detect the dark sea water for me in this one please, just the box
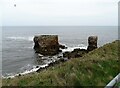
[2,26,118,77]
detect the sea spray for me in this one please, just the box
[6,36,34,41]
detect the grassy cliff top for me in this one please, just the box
[2,40,120,87]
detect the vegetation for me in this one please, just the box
[0,79,2,87]
[2,40,120,87]
[115,82,120,87]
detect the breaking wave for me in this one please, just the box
[2,42,87,79]
[61,44,87,52]
[2,64,49,79]
[6,36,34,41]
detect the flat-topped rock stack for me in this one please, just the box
[34,35,60,56]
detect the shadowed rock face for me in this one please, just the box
[33,35,59,56]
[87,36,98,51]
[63,49,88,59]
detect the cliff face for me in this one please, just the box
[33,35,59,56]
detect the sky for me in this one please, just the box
[1,0,119,26]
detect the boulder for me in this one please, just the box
[33,35,59,56]
[63,52,70,58]
[70,48,87,58]
[87,36,98,51]
[59,58,68,62]
[59,44,67,49]
[63,49,87,59]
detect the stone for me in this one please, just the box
[59,44,67,49]
[36,66,39,68]
[33,35,59,56]
[57,56,63,58]
[63,49,87,59]
[60,58,66,62]
[63,52,70,58]
[18,74,21,76]
[71,48,87,58]
[87,36,98,51]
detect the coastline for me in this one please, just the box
[2,45,87,79]
[2,26,118,78]
[2,40,119,86]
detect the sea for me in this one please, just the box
[1,26,118,78]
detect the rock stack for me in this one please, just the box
[33,35,98,57]
[87,36,98,51]
[33,35,60,56]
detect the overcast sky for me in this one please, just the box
[1,0,119,26]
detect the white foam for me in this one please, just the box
[61,46,87,52]
[20,67,40,75]
[7,36,33,41]
[39,64,49,68]
[2,64,49,79]
[38,54,44,57]
[2,43,87,79]
[77,44,88,49]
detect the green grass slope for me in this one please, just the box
[2,40,120,87]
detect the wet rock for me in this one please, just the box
[59,58,68,62]
[71,48,87,58]
[54,60,61,64]
[36,68,41,72]
[57,56,63,58]
[63,49,87,59]
[33,35,59,56]
[48,62,54,66]
[18,74,21,76]
[87,36,98,51]
[73,49,88,54]
[36,66,39,68]
[60,58,65,62]
[63,52,70,58]
[58,49,62,52]
[59,44,67,49]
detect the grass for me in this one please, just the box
[2,40,120,87]
[0,79,2,87]
[115,82,120,87]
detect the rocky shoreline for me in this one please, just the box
[3,35,98,78]
[33,35,98,72]
[3,40,119,86]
